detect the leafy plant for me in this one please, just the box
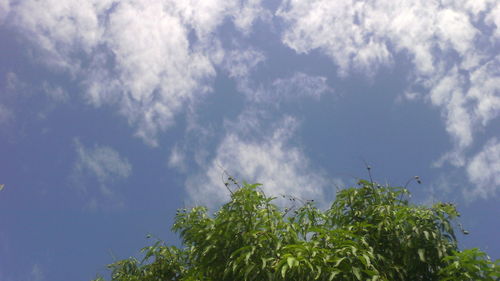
[93,180,499,281]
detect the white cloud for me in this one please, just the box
[5,72,26,93]
[0,72,72,127]
[10,0,269,146]
[466,138,500,199]
[485,3,500,39]
[236,71,332,105]
[42,82,68,103]
[186,115,329,208]
[0,0,9,24]
[468,56,500,126]
[232,0,272,34]
[173,0,268,37]
[267,72,331,102]
[429,68,472,152]
[93,0,217,146]
[181,70,333,208]
[11,0,111,72]
[0,104,13,126]
[72,139,131,209]
[277,0,500,166]
[436,9,477,57]
[277,0,394,77]
[168,145,187,172]
[0,72,27,128]
[30,263,44,281]
[223,48,266,78]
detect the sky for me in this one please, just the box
[0,0,499,280]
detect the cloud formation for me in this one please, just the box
[247,72,332,105]
[30,263,44,281]
[186,114,329,208]
[466,138,500,199]
[0,104,12,126]
[72,140,132,209]
[278,0,500,164]
[0,0,9,24]
[266,72,331,103]
[9,0,269,146]
[0,72,26,129]
[6,0,500,203]
[223,47,266,79]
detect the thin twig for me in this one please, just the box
[360,158,374,185]
[216,162,234,195]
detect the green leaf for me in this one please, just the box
[328,271,340,281]
[353,267,362,280]
[418,249,426,262]
[92,179,499,281]
[361,254,371,267]
[245,251,252,265]
[261,257,268,270]
[333,257,346,267]
[287,257,297,268]
[315,265,322,280]
[281,264,288,279]
[244,264,255,281]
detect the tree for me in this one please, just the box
[93,179,499,281]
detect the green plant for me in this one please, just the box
[94,180,499,281]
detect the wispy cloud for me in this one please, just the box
[42,82,68,103]
[8,0,270,146]
[0,72,27,130]
[277,0,500,166]
[0,0,10,24]
[485,3,500,39]
[168,145,187,172]
[0,104,12,126]
[247,72,333,105]
[466,138,500,200]
[30,263,44,281]
[266,72,332,103]
[186,113,330,208]
[72,139,132,209]
[223,47,266,79]
[231,0,272,35]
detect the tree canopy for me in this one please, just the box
[93,179,499,281]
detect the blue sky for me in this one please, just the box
[0,0,499,280]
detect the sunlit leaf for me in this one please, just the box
[418,249,426,262]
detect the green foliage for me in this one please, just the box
[94,180,499,281]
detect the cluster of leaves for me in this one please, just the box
[94,180,499,281]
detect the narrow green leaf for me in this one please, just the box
[315,265,322,280]
[328,271,340,281]
[333,257,346,267]
[281,264,288,279]
[418,249,426,262]
[353,267,362,280]
[362,254,371,267]
[244,264,255,281]
[261,257,267,270]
